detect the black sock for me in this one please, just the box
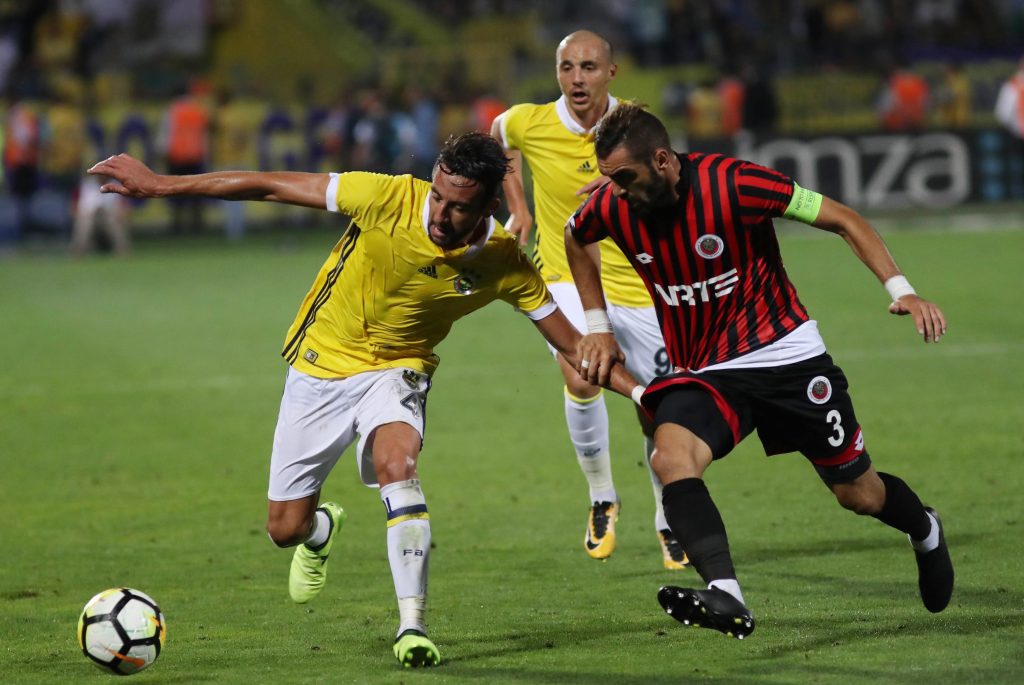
[873,472,931,541]
[662,478,736,585]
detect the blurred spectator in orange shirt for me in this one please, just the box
[160,79,210,233]
[878,63,930,132]
[3,99,40,240]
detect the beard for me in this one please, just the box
[626,176,675,217]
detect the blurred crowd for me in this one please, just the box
[2,0,1024,251]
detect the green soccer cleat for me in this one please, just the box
[393,629,441,668]
[289,502,346,604]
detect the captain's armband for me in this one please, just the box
[783,183,823,224]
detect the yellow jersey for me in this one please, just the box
[497,96,651,308]
[283,172,554,379]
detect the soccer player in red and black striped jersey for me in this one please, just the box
[564,103,953,639]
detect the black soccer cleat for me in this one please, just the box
[915,507,954,613]
[657,586,755,639]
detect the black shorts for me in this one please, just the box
[643,353,871,485]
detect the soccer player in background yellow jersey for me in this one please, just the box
[88,133,644,668]
[492,31,688,569]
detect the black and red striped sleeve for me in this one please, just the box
[567,187,610,245]
[735,161,794,226]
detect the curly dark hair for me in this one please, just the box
[434,132,511,201]
[593,102,672,162]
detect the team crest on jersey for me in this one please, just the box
[807,376,832,404]
[453,268,481,295]
[695,234,724,259]
[303,348,319,363]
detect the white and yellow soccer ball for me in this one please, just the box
[77,588,166,675]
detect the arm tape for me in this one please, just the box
[783,182,823,223]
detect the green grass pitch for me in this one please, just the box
[1,221,1022,683]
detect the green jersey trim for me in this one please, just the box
[783,182,823,223]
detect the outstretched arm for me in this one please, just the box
[88,154,330,210]
[490,117,533,245]
[532,306,642,402]
[564,225,624,384]
[807,194,946,343]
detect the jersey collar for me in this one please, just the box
[421,193,495,258]
[555,94,619,136]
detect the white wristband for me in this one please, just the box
[584,308,613,334]
[630,385,646,406]
[884,275,916,302]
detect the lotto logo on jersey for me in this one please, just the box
[652,269,739,306]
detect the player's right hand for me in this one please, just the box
[505,209,534,245]
[88,154,162,199]
[577,332,625,386]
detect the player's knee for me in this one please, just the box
[834,486,883,515]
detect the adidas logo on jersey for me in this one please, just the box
[577,160,595,173]
[418,265,438,279]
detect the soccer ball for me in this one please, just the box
[77,588,166,675]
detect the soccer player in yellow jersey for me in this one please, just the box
[88,133,644,668]
[492,31,688,568]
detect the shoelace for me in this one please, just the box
[591,502,614,538]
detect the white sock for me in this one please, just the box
[708,579,745,605]
[304,508,331,550]
[909,511,940,553]
[645,437,668,531]
[565,388,616,503]
[381,480,431,635]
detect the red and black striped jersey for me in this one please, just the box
[569,152,810,371]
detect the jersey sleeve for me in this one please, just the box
[497,103,533,150]
[566,190,609,244]
[331,171,407,226]
[496,243,555,319]
[735,161,795,226]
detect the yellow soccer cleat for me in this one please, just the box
[289,502,346,604]
[658,528,691,570]
[393,630,441,668]
[584,500,620,559]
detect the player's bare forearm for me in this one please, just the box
[564,228,606,311]
[499,147,533,243]
[88,153,329,209]
[811,196,901,283]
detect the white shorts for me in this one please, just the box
[267,366,430,500]
[545,281,669,385]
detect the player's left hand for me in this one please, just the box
[576,175,610,197]
[577,332,625,386]
[888,294,947,343]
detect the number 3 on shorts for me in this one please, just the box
[826,409,844,447]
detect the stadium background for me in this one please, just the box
[2,2,1023,683]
